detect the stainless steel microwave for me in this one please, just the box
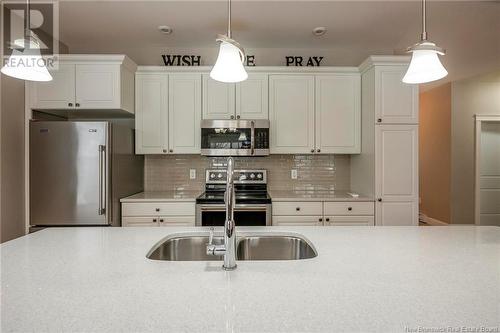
[201,119,270,156]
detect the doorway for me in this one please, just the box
[475,115,500,226]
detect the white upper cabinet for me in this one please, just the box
[168,74,202,154]
[135,73,168,154]
[375,66,418,124]
[202,74,236,119]
[269,75,315,154]
[29,63,75,109]
[75,64,120,109]
[315,74,361,154]
[236,73,269,120]
[29,55,136,113]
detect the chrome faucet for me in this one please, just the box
[206,157,237,270]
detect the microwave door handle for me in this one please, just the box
[250,120,255,155]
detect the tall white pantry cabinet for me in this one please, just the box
[351,56,419,226]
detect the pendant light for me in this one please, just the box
[209,0,248,83]
[1,0,53,81]
[402,0,447,84]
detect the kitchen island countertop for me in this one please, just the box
[1,226,499,332]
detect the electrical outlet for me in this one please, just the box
[189,169,196,180]
[291,169,298,179]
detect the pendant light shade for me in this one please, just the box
[1,37,53,82]
[210,38,248,83]
[403,0,447,84]
[210,0,247,83]
[402,42,448,84]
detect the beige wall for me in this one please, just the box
[451,70,500,224]
[0,74,26,243]
[419,83,452,223]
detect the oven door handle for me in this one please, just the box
[199,204,268,212]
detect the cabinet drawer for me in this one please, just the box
[323,202,374,216]
[272,215,323,226]
[122,216,160,227]
[324,216,374,226]
[272,202,323,216]
[159,216,195,226]
[122,202,195,216]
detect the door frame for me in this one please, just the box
[474,114,500,225]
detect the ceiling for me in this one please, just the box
[57,0,500,88]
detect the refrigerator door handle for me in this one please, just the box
[98,145,106,215]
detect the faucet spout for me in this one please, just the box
[223,157,237,270]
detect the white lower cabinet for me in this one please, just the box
[272,201,375,226]
[324,216,375,226]
[272,216,324,226]
[121,202,195,227]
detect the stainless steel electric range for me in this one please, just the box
[195,169,272,226]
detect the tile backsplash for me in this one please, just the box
[145,154,350,192]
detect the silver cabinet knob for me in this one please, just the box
[230,115,235,119]
[236,115,241,119]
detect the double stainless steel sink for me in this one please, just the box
[147,233,317,261]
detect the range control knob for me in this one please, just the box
[218,173,223,179]
[210,173,215,179]
[250,173,256,179]
[257,173,263,179]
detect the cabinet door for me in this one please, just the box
[272,215,323,226]
[236,73,268,119]
[269,75,315,153]
[375,125,418,226]
[122,217,160,227]
[135,74,168,154]
[168,74,202,154]
[324,216,374,226]
[315,74,361,154]
[202,74,235,119]
[159,216,195,227]
[75,64,120,109]
[29,64,75,109]
[376,66,418,124]
[376,201,417,226]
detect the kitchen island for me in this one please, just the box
[1,226,499,332]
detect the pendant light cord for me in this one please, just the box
[421,0,427,41]
[25,0,30,39]
[227,0,232,38]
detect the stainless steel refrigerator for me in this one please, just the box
[30,120,143,227]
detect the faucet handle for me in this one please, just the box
[208,227,214,245]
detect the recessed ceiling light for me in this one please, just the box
[158,25,173,34]
[312,27,327,36]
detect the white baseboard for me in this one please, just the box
[420,214,448,226]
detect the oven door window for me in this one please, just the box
[202,210,267,226]
[201,128,251,150]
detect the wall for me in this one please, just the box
[0,74,26,243]
[451,70,500,224]
[145,154,351,193]
[419,83,452,223]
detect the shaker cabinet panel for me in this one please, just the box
[324,216,375,226]
[29,64,76,109]
[236,73,268,119]
[376,201,417,226]
[376,66,418,124]
[75,64,120,109]
[375,125,418,202]
[135,74,168,154]
[168,74,202,154]
[315,74,361,153]
[202,75,236,119]
[269,75,315,153]
[272,215,323,226]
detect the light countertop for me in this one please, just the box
[120,191,201,202]
[269,190,374,201]
[1,226,499,332]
